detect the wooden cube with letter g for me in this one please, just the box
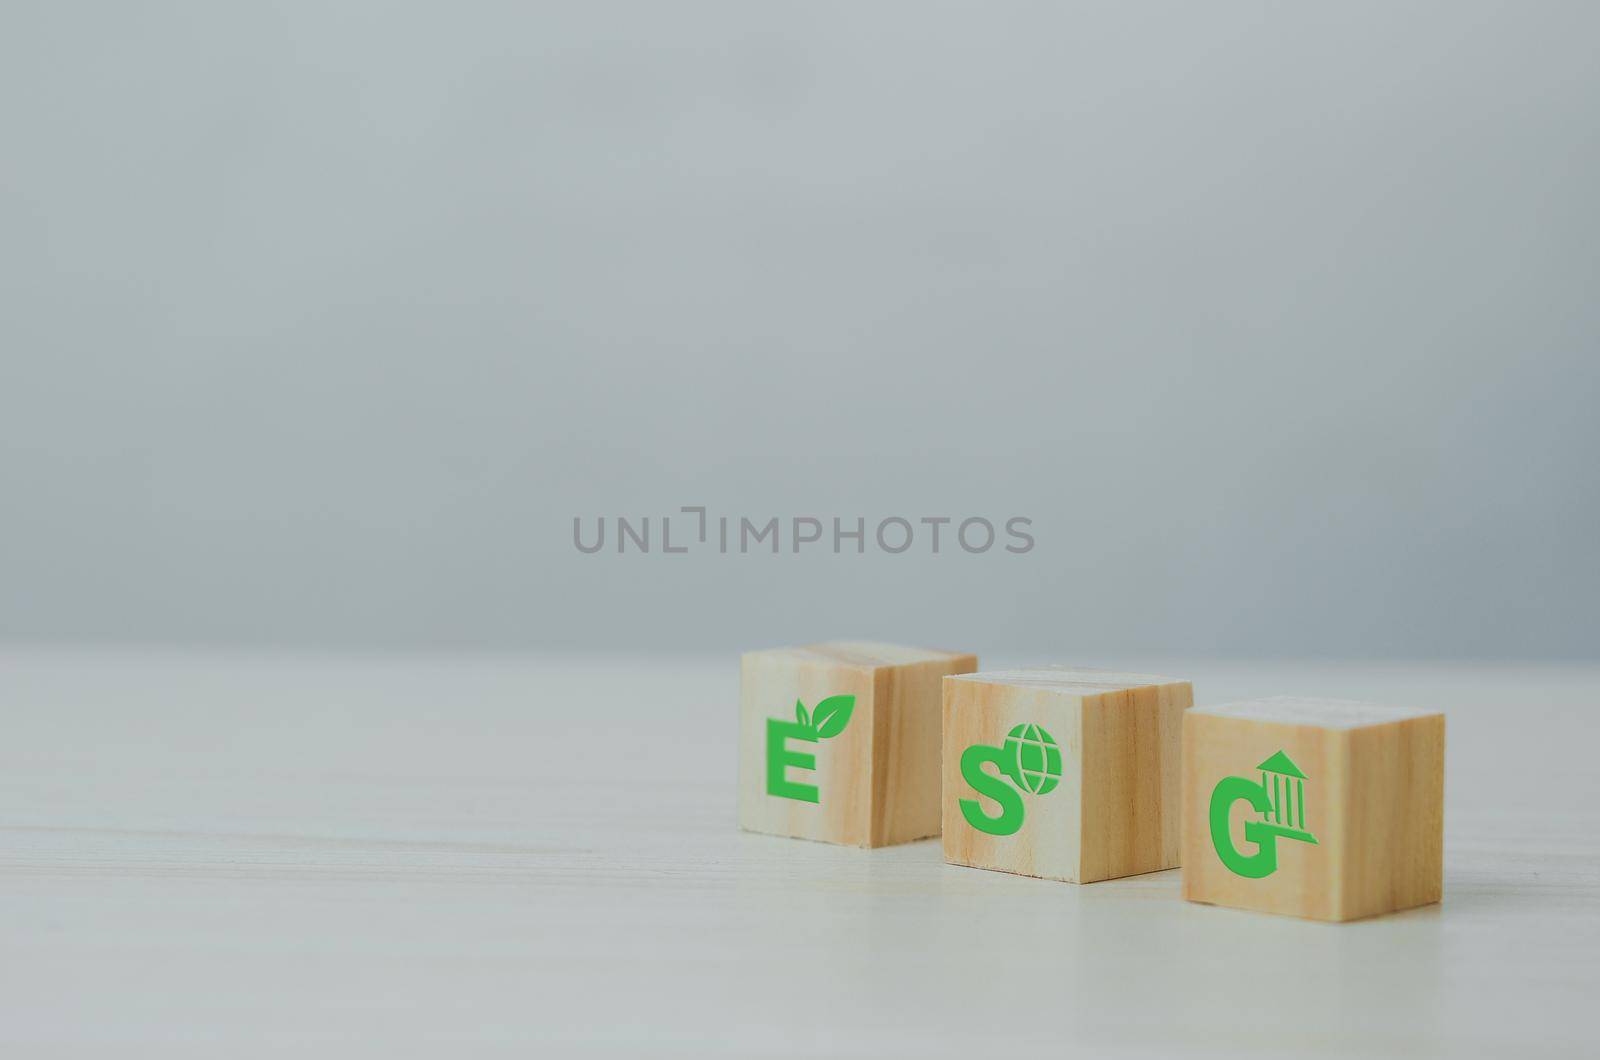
[942,668,1192,882]
[1181,697,1445,922]
[738,642,978,848]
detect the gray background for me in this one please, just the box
[3,1,1596,659]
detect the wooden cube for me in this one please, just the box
[1181,697,1445,922]
[941,668,1192,882]
[738,642,977,848]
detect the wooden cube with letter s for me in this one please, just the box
[1181,697,1445,922]
[942,668,1193,882]
[739,642,978,847]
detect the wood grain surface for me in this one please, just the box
[738,643,976,847]
[1,649,1597,1057]
[941,668,1190,883]
[1182,698,1446,921]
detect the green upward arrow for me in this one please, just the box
[1256,749,1307,778]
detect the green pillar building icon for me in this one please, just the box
[1257,750,1309,832]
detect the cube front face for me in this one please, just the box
[1181,701,1445,922]
[1181,713,1341,920]
[942,680,1086,881]
[942,671,1190,883]
[738,643,977,848]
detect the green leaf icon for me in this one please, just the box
[795,699,811,730]
[812,694,855,739]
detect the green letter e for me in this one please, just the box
[766,718,819,802]
[959,744,1025,836]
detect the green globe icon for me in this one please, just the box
[1003,723,1061,795]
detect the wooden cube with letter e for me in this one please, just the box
[1181,697,1445,922]
[739,642,978,848]
[942,668,1192,882]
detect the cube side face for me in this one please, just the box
[869,654,978,847]
[1338,715,1445,920]
[942,680,1084,882]
[1181,712,1340,920]
[1078,681,1192,883]
[738,653,875,846]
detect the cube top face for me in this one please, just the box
[942,669,1191,883]
[947,666,1187,695]
[1182,698,1445,922]
[746,641,975,670]
[739,643,978,848]
[1193,695,1442,729]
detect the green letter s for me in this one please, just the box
[959,744,1026,836]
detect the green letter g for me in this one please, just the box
[1209,775,1278,878]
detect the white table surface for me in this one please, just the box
[2,648,1597,1057]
